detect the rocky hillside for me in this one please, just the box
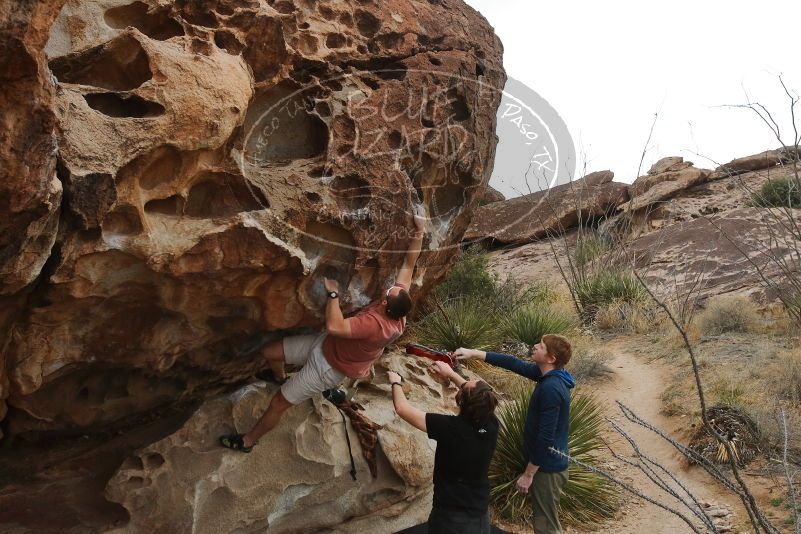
[469,149,801,303]
[0,0,503,531]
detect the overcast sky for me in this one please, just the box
[465,0,801,197]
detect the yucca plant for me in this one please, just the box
[574,270,647,318]
[502,305,577,347]
[573,234,612,267]
[489,386,618,527]
[413,296,502,353]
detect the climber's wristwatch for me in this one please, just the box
[328,291,338,299]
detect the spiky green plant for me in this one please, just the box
[573,234,612,267]
[489,386,618,527]
[502,306,577,347]
[413,297,502,352]
[574,270,647,317]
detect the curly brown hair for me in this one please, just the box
[457,380,499,427]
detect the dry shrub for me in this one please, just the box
[569,348,613,382]
[768,347,801,404]
[593,300,657,334]
[567,333,614,381]
[698,295,760,335]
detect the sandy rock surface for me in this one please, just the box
[104,352,455,533]
[1,0,504,440]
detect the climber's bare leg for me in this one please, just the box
[262,339,286,381]
[242,390,293,447]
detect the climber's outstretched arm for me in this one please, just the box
[396,213,426,288]
[387,370,426,431]
[324,277,355,338]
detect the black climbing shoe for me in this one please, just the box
[219,433,253,453]
[255,369,288,384]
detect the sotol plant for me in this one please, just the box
[489,387,618,527]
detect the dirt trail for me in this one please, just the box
[587,337,744,533]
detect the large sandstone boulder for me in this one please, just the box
[623,157,712,212]
[714,146,801,177]
[602,161,799,239]
[0,0,505,441]
[463,170,629,246]
[104,352,454,533]
[628,207,801,301]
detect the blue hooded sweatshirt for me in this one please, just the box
[486,352,576,472]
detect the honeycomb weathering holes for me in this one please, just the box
[244,84,329,162]
[184,173,269,217]
[84,92,165,118]
[49,33,152,91]
[103,2,184,40]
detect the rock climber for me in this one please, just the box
[220,212,426,452]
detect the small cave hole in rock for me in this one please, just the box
[308,166,327,178]
[185,172,268,217]
[136,146,182,191]
[177,4,218,27]
[325,33,346,49]
[84,92,165,118]
[103,2,184,40]
[126,476,146,489]
[122,456,145,471]
[243,83,329,163]
[214,4,234,15]
[190,38,213,55]
[354,9,380,37]
[339,12,353,25]
[273,0,296,13]
[325,79,343,91]
[376,33,402,51]
[306,191,322,203]
[446,88,469,122]
[49,33,152,91]
[388,130,403,149]
[429,56,442,66]
[331,174,371,210]
[318,5,334,18]
[144,195,184,216]
[298,21,310,29]
[103,205,143,235]
[143,452,165,469]
[315,101,331,117]
[362,77,380,90]
[214,30,244,54]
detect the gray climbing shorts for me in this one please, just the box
[280,333,345,405]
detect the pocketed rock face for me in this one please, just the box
[106,352,455,533]
[1,0,504,441]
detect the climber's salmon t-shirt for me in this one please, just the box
[322,282,408,379]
